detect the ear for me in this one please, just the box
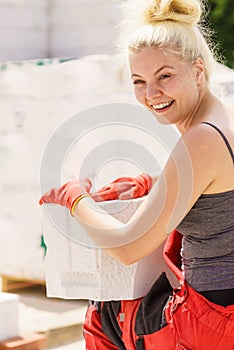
[192,57,205,84]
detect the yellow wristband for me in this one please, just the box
[71,194,91,216]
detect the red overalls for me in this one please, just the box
[83,231,234,349]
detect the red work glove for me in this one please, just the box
[39,179,92,215]
[91,173,153,201]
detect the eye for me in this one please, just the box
[159,74,171,80]
[132,79,145,85]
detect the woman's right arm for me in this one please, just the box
[74,124,222,264]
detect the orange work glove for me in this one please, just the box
[91,173,153,202]
[39,179,92,215]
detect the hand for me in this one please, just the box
[91,173,153,201]
[39,178,92,215]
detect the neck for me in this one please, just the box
[176,85,215,134]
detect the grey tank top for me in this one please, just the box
[177,122,234,292]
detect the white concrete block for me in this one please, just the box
[0,0,47,8]
[0,48,47,61]
[0,292,19,340]
[0,0,121,59]
[51,2,119,27]
[0,29,47,49]
[0,29,47,61]
[43,199,179,301]
[51,25,116,55]
[51,0,110,6]
[0,0,47,60]
[0,7,46,28]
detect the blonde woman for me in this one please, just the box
[40,0,234,348]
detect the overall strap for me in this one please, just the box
[163,230,184,284]
[202,122,234,164]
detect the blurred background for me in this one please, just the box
[0,1,233,349]
[0,0,232,66]
[0,0,120,60]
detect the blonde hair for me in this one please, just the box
[117,0,217,81]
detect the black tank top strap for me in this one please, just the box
[202,122,234,164]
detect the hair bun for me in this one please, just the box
[145,0,202,26]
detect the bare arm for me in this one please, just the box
[74,125,222,264]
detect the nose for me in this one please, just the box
[145,82,162,101]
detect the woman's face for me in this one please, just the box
[129,47,203,125]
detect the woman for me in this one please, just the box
[40,0,234,348]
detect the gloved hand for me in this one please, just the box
[91,173,153,201]
[39,178,92,215]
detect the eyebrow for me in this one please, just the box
[131,65,174,78]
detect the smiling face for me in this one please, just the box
[129,47,204,126]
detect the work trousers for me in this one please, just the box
[83,231,234,349]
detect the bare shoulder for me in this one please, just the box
[174,121,233,194]
[174,123,223,168]
[179,122,233,162]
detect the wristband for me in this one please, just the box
[71,194,91,216]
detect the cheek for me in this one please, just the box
[171,79,198,106]
[178,76,198,94]
[134,88,146,105]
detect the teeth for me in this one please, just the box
[152,101,173,110]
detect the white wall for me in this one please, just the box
[0,0,121,61]
[0,0,48,60]
[50,0,120,57]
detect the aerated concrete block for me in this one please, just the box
[0,292,19,341]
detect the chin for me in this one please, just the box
[150,110,171,125]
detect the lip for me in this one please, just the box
[151,100,174,113]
